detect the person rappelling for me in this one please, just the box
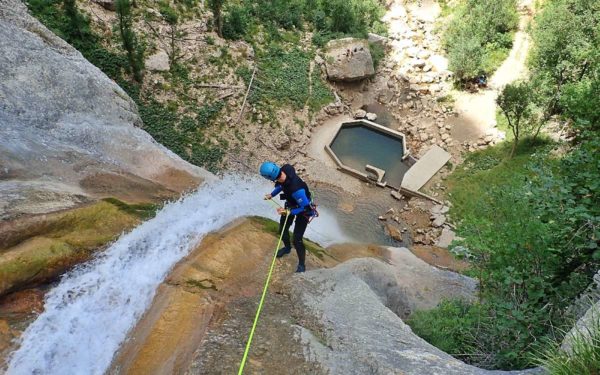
[259,162,317,273]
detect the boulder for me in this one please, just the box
[324,38,375,82]
[367,32,388,46]
[431,214,446,228]
[366,112,378,121]
[384,224,403,242]
[436,227,456,248]
[145,50,170,72]
[284,256,539,375]
[354,109,367,119]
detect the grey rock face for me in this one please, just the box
[562,300,600,354]
[325,38,375,82]
[287,254,542,375]
[0,1,210,219]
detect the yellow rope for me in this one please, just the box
[237,207,290,375]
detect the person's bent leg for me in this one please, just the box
[292,215,309,272]
[277,214,295,258]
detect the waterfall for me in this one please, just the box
[6,174,348,374]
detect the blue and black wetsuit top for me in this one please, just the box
[270,164,315,216]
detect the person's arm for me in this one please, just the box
[270,185,282,197]
[290,189,310,215]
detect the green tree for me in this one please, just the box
[444,0,518,83]
[208,0,225,37]
[529,0,600,119]
[159,2,181,67]
[497,82,534,157]
[115,0,144,82]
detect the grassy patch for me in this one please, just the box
[446,140,547,219]
[238,45,334,116]
[407,299,481,361]
[369,42,385,70]
[538,318,600,375]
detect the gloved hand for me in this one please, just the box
[277,207,289,215]
[264,193,272,200]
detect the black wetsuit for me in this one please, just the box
[270,164,314,267]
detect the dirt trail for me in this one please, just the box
[451,0,534,143]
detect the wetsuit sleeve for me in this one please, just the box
[270,185,282,197]
[290,189,310,215]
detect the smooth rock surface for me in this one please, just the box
[0,1,211,219]
[288,255,541,374]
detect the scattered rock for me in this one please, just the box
[390,190,403,200]
[431,215,446,228]
[354,109,367,119]
[431,205,449,215]
[384,224,403,242]
[366,112,378,121]
[378,216,386,221]
[436,227,456,248]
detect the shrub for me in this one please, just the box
[222,5,250,40]
[369,42,385,70]
[444,0,518,82]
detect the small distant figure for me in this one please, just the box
[477,74,487,88]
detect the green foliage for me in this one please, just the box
[538,319,600,375]
[412,0,600,370]
[158,1,179,25]
[444,0,518,82]
[240,45,333,113]
[528,0,600,119]
[309,66,335,112]
[221,0,385,43]
[116,0,145,82]
[25,0,227,173]
[421,134,599,369]
[496,81,536,156]
[222,4,250,40]
[369,42,385,70]
[197,101,225,128]
[407,300,481,360]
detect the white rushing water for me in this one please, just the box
[6,174,348,375]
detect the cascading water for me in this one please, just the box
[6,175,349,375]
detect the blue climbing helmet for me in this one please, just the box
[259,161,280,181]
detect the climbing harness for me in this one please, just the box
[237,207,290,375]
[267,196,319,222]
